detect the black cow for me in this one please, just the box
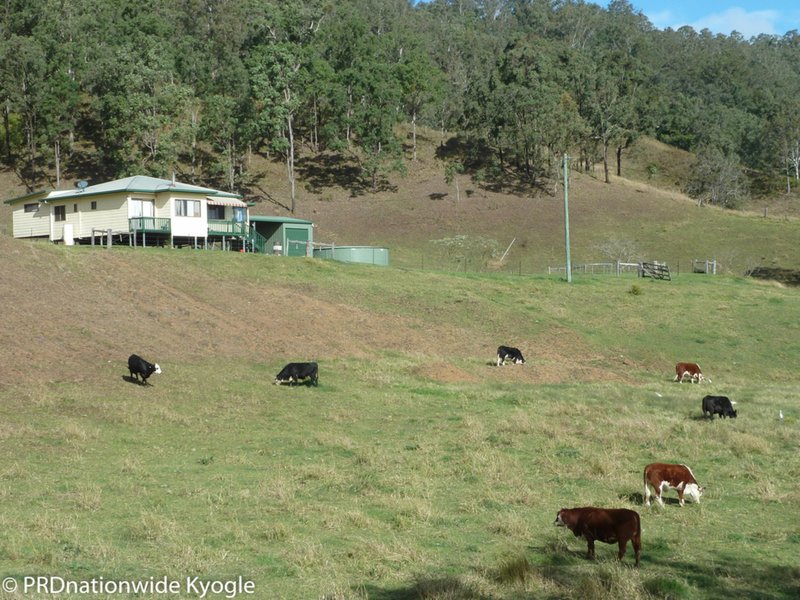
[128,354,161,385]
[702,395,737,419]
[274,362,318,386]
[497,346,525,366]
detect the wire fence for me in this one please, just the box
[405,256,720,278]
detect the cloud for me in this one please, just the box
[646,10,674,30]
[690,8,781,37]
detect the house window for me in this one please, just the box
[74,203,78,213]
[129,198,155,218]
[24,203,39,213]
[208,205,225,220]
[232,207,245,222]
[175,199,201,217]
[91,201,97,210]
[54,205,66,222]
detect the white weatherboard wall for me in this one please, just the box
[78,194,127,237]
[169,196,207,238]
[12,203,49,238]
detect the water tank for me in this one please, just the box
[313,246,389,266]
[62,223,74,246]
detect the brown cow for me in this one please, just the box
[674,362,705,383]
[554,507,641,567]
[644,463,703,507]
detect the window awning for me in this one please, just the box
[206,197,248,207]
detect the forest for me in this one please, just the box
[2,0,800,210]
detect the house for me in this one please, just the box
[4,175,252,250]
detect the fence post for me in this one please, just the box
[106,228,112,248]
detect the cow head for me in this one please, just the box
[554,509,567,527]
[686,483,704,503]
[514,357,525,364]
[153,363,162,375]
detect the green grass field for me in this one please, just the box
[1,247,799,599]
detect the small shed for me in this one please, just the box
[250,215,314,256]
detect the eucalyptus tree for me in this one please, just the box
[317,2,408,191]
[585,0,653,182]
[247,0,328,211]
[0,34,47,189]
[684,145,749,208]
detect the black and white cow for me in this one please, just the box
[127,354,162,385]
[702,395,737,419]
[274,362,319,386]
[496,346,525,366]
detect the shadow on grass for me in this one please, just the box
[360,576,491,600]
[620,491,685,507]
[122,375,149,386]
[644,554,800,599]
[352,549,799,599]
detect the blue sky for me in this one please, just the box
[616,1,800,38]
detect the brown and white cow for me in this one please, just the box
[554,507,641,567]
[674,362,705,383]
[644,463,704,507]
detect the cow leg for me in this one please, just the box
[656,489,665,507]
[632,535,641,568]
[586,540,596,560]
[618,540,627,562]
[644,484,651,506]
[678,489,685,506]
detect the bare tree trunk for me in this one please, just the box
[603,138,610,183]
[312,95,319,153]
[412,108,417,161]
[190,107,198,181]
[286,112,296,213]
[228,139,235,191]
[3,101,10,163]
[55,139,60,187]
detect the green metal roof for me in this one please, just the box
[249,215,313,225]
[3,189,49,205]
[4,176,241,204]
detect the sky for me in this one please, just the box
[617,1,800,38]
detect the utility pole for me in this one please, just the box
[563,154,572,283]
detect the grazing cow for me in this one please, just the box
[274,362,318,386]
[496,346,525,366]
[554,507,641,567]
[674,362,705,383]
[127,354,161,385]
[644,463,703,507]
[702,395,737,419]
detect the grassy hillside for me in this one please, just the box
[3,131,800,278]
[1,133,800,598]
[1,239,799,599]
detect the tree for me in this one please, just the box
[0,35,47,190]
[684,146,750,208]
[444,159,464,202]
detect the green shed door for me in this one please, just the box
[285,227,309,256]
